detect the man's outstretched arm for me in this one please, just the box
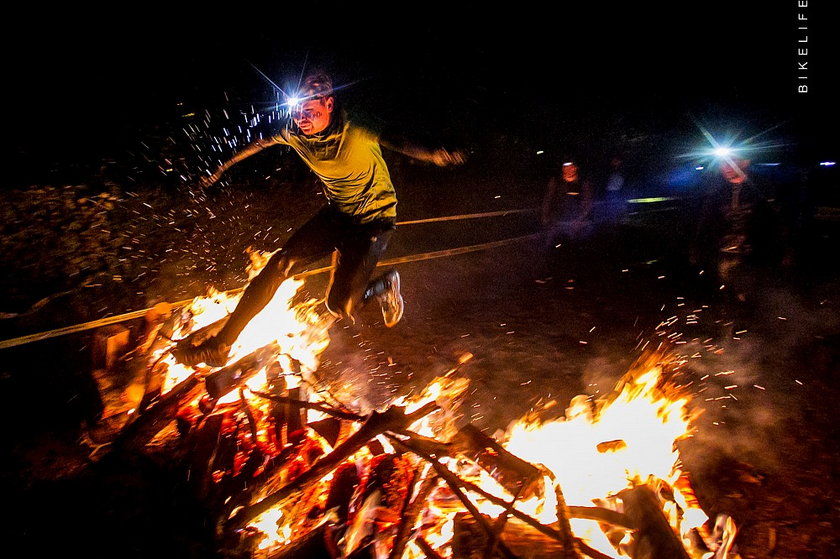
[200,137,281,187]
[378,130,466,167]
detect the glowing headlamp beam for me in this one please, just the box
[691,118,747,181]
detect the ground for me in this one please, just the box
[0,165,837,558]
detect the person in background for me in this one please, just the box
[691,155,779,306]
[541,159,594,248]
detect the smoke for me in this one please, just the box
[671,283,839,474]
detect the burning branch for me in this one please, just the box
[250,390,363,421]
[391,432,618,559]
[225,401,439,532]
[114,372,203,452]
[619,485,692,559]
[388,470,440,559]
[387,433,519,559]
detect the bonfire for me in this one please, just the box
[91,252,739,559]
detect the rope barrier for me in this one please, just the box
[0,231,541,350]
[395,208,537,226]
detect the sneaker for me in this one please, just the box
[378,270,404,328]
[172,336,230,368]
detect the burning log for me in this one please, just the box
[387,434,518,559]
[619,484,692,559]
[325,462,362,527]
[114,372,204,452]
[453,513,567,559]
[388,472,439,559]
[451,424,543,499]
[342,454,416,557]
[186,413,226,500]
[553,482,583,559]
[565,506,634,531]
[252,390,363,422]
[415,535,446,559]
[393,433,616,559]
[203,343,282,400]
[285,386,306,445]
[225,401,439,533]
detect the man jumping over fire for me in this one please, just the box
[173,72,464,367]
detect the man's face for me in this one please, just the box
[292,97,334,135]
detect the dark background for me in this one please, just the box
[5,5,838,186]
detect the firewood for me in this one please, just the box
[415,536,446,559]
[309,417,343,448]
[325,462,361,527]
[114,372,203,452]
[553,482,583,559]
[267,367,288,446]
[392,433,614,559]
[388,472,439,559]
[285,386,306,445]
[619,485,692,559]
[451,424,542,499]
[203,343,280,399]
[343,454,416,557]
[386,435,517,559]
[186,413,225,500]
[566,506,634,531]
[453,512,567,559]
[252,390,363,422]
[225,402,439,532]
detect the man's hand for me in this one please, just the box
[430,148,467,167]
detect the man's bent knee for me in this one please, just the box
[264,250,300,278]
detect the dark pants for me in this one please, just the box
[216,206,395,345]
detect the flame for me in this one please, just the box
[154,248,330,395]
[403,362,708,559]
[500,364,704,557]
[144,270,711,559]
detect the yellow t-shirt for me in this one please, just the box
[272,114,397,223]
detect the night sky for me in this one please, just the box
[6,5,838,181]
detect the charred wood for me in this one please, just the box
[415,536,446,559]
[325,461,362,527]
[566,506,635,531]
[343,454,416,557]
[252,390,363,422]
[225,402,439,532]
[619,485,691,559]
[387,435,517,559]
[203,343,279,400]
[452,424,542,499]
[454,512,567,559]
[114,373,203,452]
[393,437,614,559]
[309,418,345,448]
[186,413,225,500]
[285,387,306,445]
[389,472,439,559]
[553,482,583,559]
